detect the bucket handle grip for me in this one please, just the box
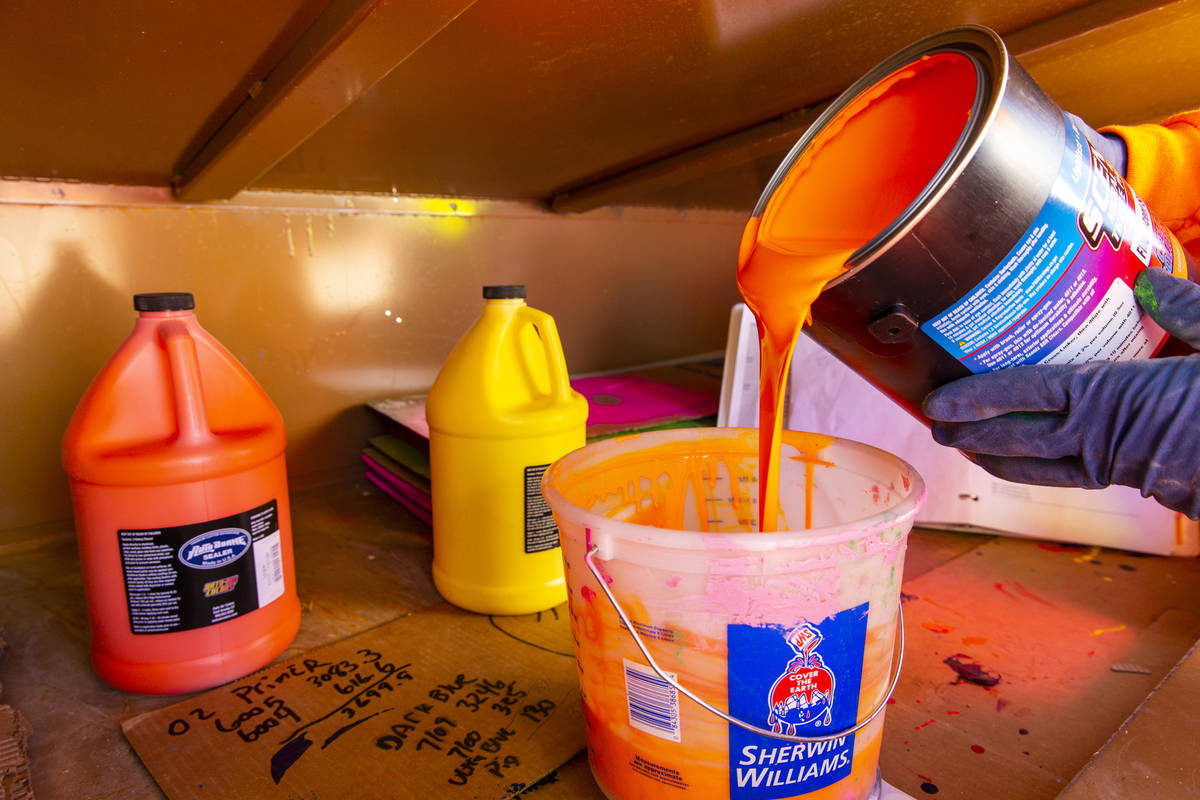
[584,544,904,744]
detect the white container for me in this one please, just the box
[542,427,925,800]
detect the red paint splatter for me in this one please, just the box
[945,710,960,715]
[917,775,934,783]
[665,575,680,588]
[970,744,985,754]
[887,698,896,705]
[581,586,596,602]
[996,698,1010,712]
[994,582,1017,600]
[1037,543,1087,552]
[902,474,911,491]
[914,719,936,731]
[1012,581,1055,607]
[944,653,1001,687]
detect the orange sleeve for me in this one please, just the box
[1102,111,1200,254]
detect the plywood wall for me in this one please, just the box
[0,184,744,531]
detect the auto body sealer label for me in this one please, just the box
[921,112,1183,373]
[118,499,286,634]
[727,603,868,798]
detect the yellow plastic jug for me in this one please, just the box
[427,285,588,614]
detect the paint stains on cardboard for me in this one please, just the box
[1090,624,1126,637]
[920,781,940,794]
[914,718,936,731]
[994,581,1054,607]
[1011,581,1054,607]
[970,744,985,754]
[900,592,919,604]
[962,635,987,646]
[943,653,1001,687]
[921,620,954,634]
[1037,543,1086,553]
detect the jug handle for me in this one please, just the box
[159,320,212,444]
[584,544,904,744]
[516,306,574,403]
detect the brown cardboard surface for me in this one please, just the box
[0,707,34,800]
[514,752,605,800]
[122,603,583,800]
[1056,639,1200,799]
[880,536,1200,798]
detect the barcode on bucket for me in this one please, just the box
[253,530,286,608]
[624,658,681,742]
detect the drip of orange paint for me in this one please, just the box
[736,51,977,532]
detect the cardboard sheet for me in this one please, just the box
[123,604,584,800]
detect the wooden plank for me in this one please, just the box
[551,0,1194,213]
[1056,639,1200,798]
[174,0,477,201]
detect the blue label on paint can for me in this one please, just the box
[920,112,1171,373]
[727,603,868,798]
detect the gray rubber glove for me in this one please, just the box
[923,268,1200,518]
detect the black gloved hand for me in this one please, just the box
[923,268,1200,518]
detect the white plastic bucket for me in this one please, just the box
[542,427,925,800]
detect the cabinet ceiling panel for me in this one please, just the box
[257,0,1094,201]
[0,0,328,185]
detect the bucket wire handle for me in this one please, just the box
[584,544,905,744]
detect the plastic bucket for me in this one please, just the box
[542,427,925,800]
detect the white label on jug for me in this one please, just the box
[623,658,682,742]
[523,463,560,553]
[118,499,284,635]
[727,603,867,798]
[920,112,1176,373]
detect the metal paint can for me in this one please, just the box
[750,25,1191,418]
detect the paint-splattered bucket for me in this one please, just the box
[542,428,925,800]
[745,25,1192,419]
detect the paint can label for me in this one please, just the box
[921,112,1180,373]
[117,499,286,634]
[727,602,868,798]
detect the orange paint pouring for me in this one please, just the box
[737,51,978,532]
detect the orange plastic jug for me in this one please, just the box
[427,285,587,615]
[62,292,300,695]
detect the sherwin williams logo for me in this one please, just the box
[727,603,868,799]
[179,528,251,569]
[768,623,836,733]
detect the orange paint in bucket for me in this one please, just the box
[543,428,925,799]
[737,51,977,532]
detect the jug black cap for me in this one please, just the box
[483,285,526,299]
[134,293,195,312]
